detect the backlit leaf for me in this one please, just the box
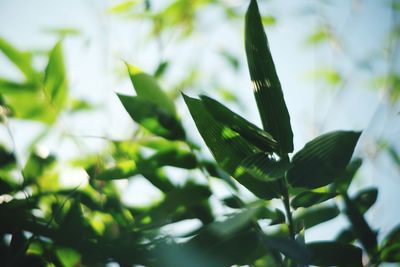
[245,0,293,154]
[287,130,361,189]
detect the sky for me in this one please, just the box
[0,0,399,264]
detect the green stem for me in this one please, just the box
[282,179,295,240]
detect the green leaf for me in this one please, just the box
[343,193,377,254]
[261,235,311,264]
[0,37,36,80]
[245,0,293,154]
[149,148,197,169]
[241,152,289,182]
[126,63,176,115]
[200,95,278,152]
[294,206,340,230]
[0,78,36,94]
[44,42,68,109]
[307,242,363,267]
[381,224,400,263]
[287,130,361,189]
[118,94,185,140]
[330,158,362,193]
[108,0,139,14]
[94,160,137,181]
[353,187,378,214]
[183,94,281,199]
[291,191,338,209]
[0,145,15,168]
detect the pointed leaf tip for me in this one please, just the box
[245,0,294,154]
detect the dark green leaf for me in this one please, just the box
[291,191,338,209]
[381,224,400,263]
[353,187,378,214]
[245,0,293,154]
[154,61,169,78]
[221,196,244,209]
[149,148,197,169]
[126,63,175,115]
[294,205,340,230]
[330,158,362,193]
[200,95,278,152]
[336,228,356,243]
[0,145,15,168]
[242,152,289,182]
[287,130,361,189]
[261,235,311,264]
[343,193,377,254]
[183,94,281,199]
[307,242,363,267]
[118,94,185,140]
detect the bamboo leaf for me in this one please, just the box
[118,94,185,140]
[183,94,281,199]
[245,0,293,154]
[287,130,361,189]
[200,95,278,152]
[126,63,176,115]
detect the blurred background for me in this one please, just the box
[0,0,399,265]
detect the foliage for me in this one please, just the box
[0,0,399,267]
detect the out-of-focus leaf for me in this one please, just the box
[183,94,281,199]
[118,94,185,140]
[307,28,331,45]
[294,206,340,230]
[307,242,363,267]
[68,98,93,112]
[381,224,400,263]
[0,37,36,80]
[287,130,361,189]
[221,195,244,209]
[219,50,240,71]
[94,160,137,181]
[330,158,362,193]
[202,161,238,190]
[154,61,169,78]
[309,67,341,86]
[336,228,356,243]
[108,0,140,14]
[146,183,211,225]
[261,235,311,264]
[23,151,56,185]
[291,191,338,209]
[43,42,68,109]
[353,187,378,214]
[261,15,277,26]
[245,0,293,155]
[0,144,15,168]
[44,27,81,37]
[149,148,197,169]
[0,78,36,94]
[242,152,289,182]
[387,145,400,166]
[200,95,278,152]
[56,247,81,267]
[343,193,377,254]
[126,63,176,115]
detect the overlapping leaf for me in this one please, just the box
[287,130,361,189]
[245,0,293,154]
[200,95,278,152]
[183,94,281,199]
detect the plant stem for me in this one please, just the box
[281,179,295,240]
